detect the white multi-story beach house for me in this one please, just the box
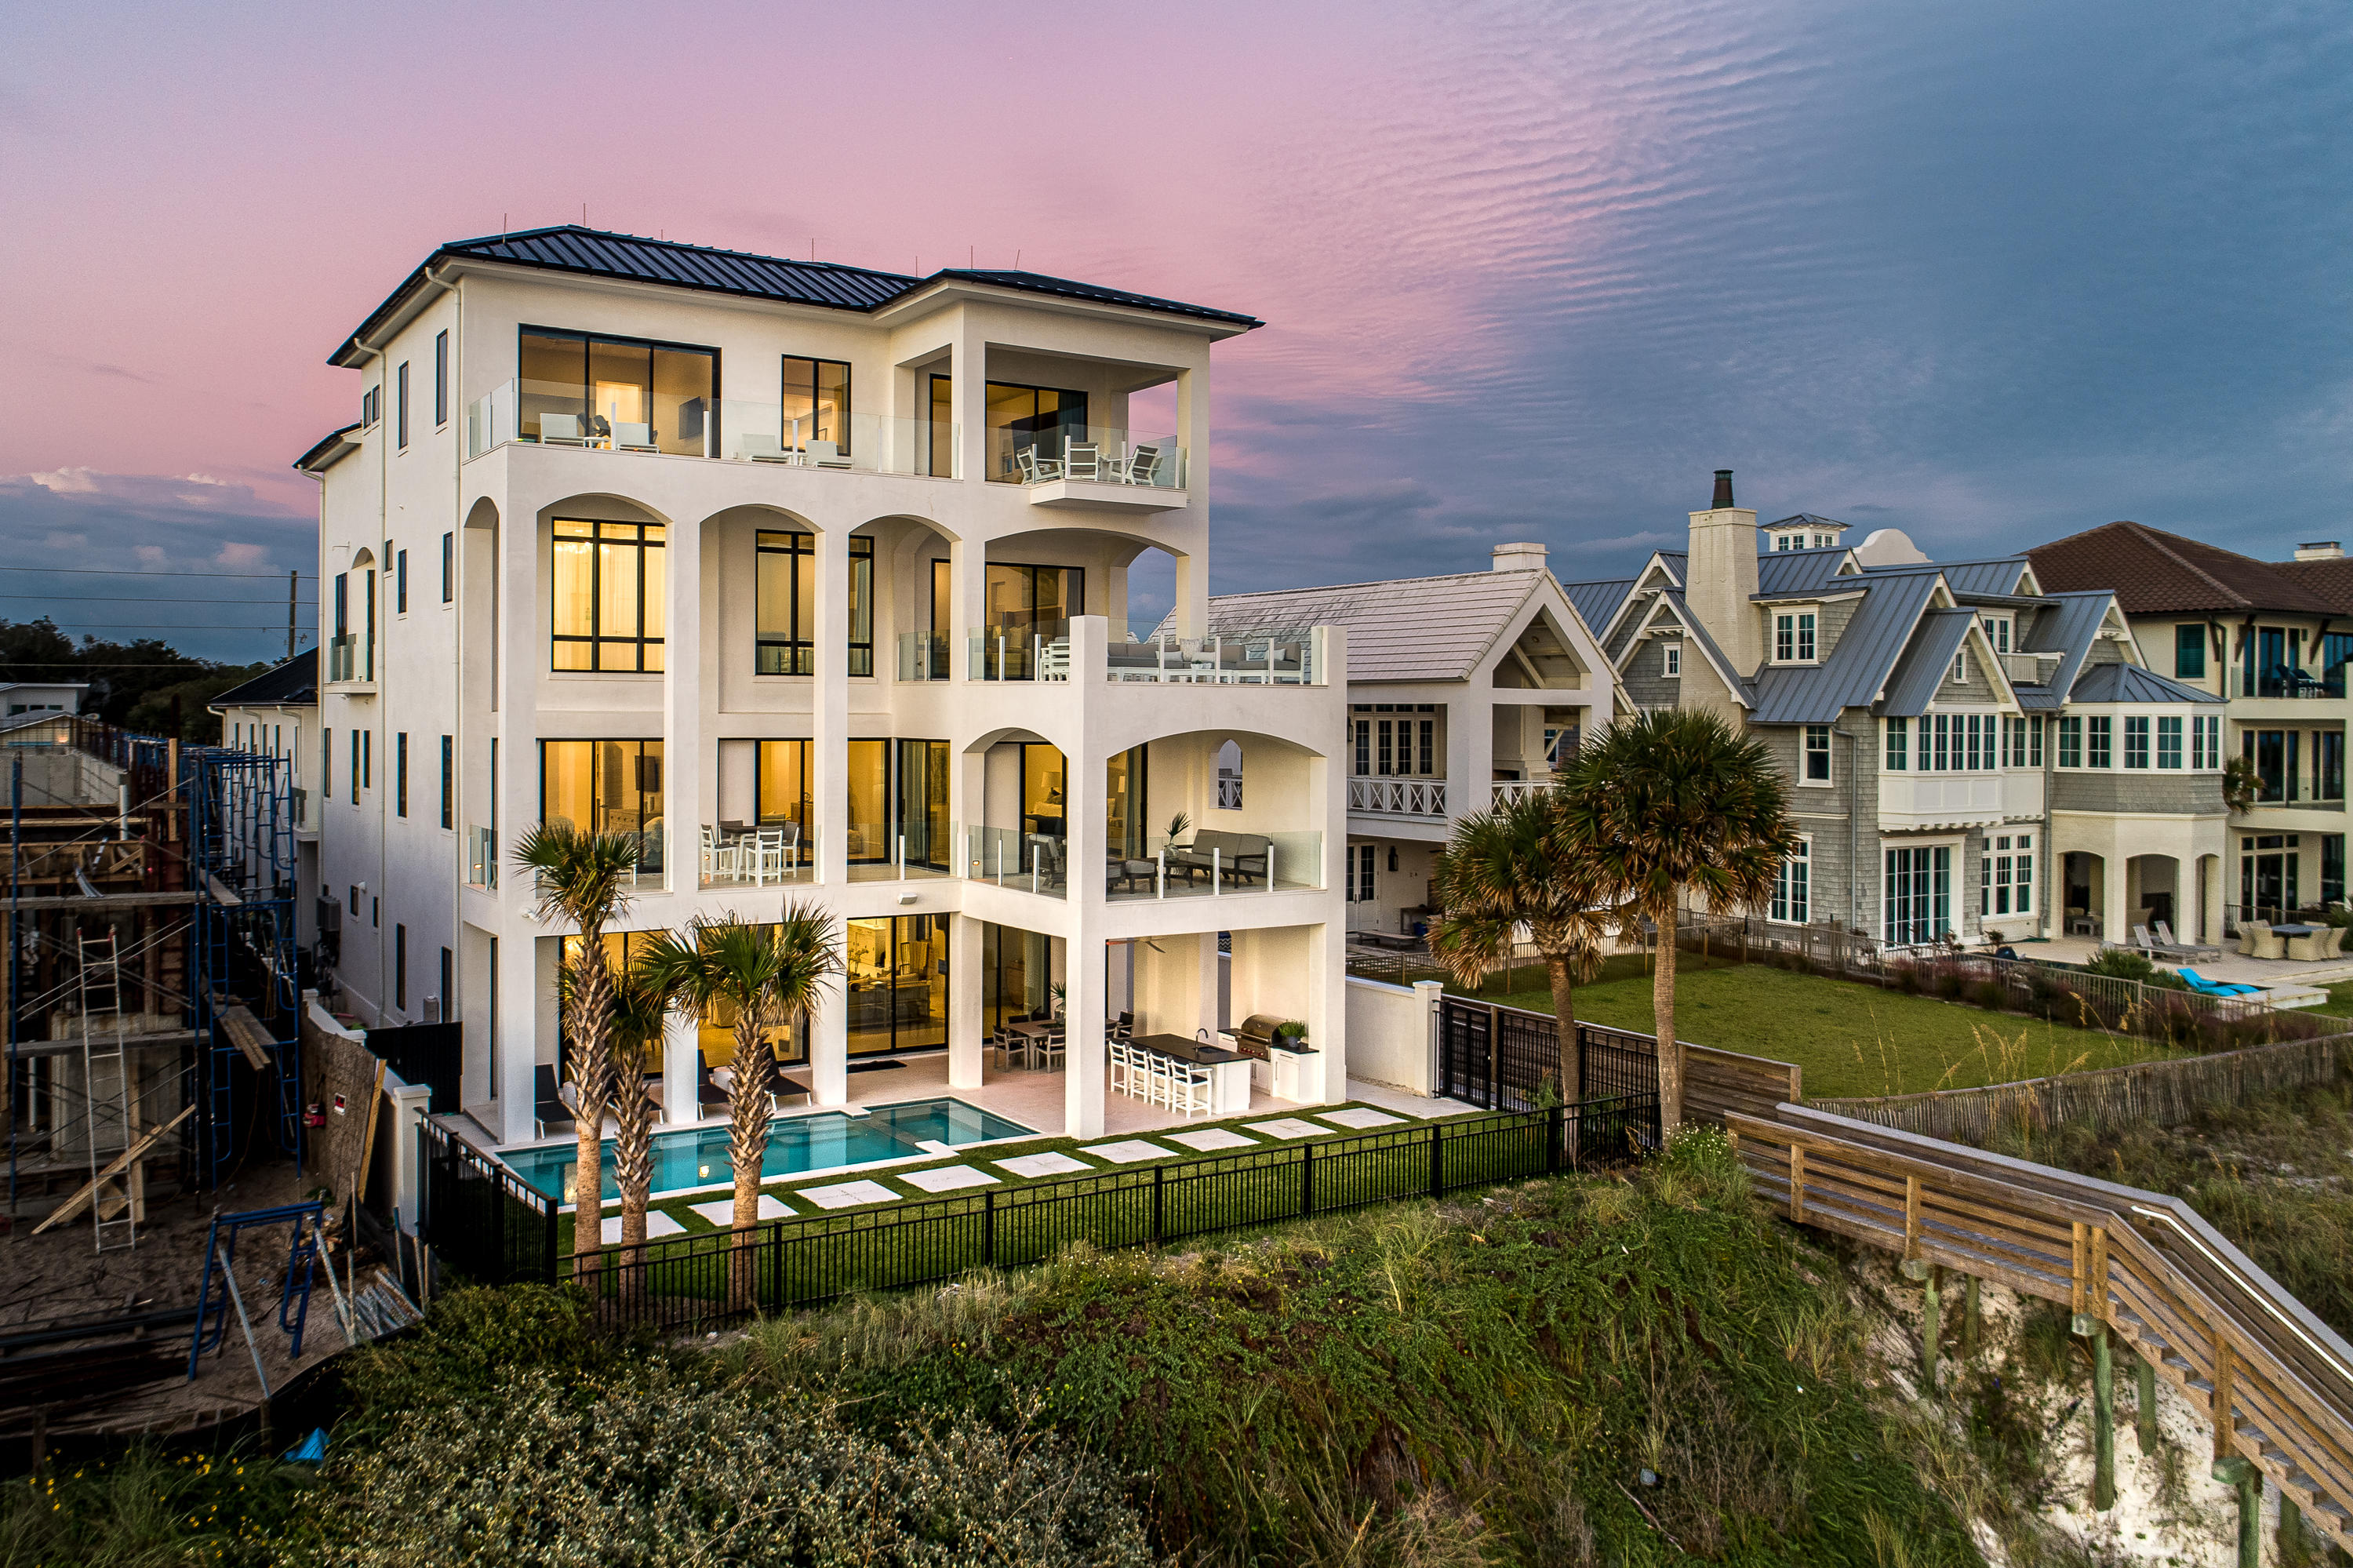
[296,225,1348,1152]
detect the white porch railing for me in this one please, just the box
[1350,777,1447,816]
[1489,778,1558,806]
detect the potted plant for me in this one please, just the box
[1271,1018,1308,1050]
[1166,810,1192,846]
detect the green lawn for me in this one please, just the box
[1464,962,2183,1100]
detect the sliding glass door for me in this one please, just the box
[845,914,948,1057]
[519,328,715,454]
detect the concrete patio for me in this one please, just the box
[2019,934,2353,1004]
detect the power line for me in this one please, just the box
[0,594,318,604]
[5,624,315,631]
[0,566,313,580]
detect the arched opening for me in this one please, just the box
[1216,740,1243,810]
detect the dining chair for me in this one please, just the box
[2248,925,2289,961]
[746,827,787,886]
[1037,1031,1067,1073]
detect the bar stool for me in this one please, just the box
[1173,1064,1212,1119]
[1107,1038,1133,1096]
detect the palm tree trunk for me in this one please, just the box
[1653,903,1682,1133]
[568,951,614,1285]
[1545,955,1581,1106]
[726,1010,775,1313]
[611,1067,654,1312]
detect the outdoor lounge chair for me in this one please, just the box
[2178,968,2263,997]
[1169,829,1270,886]
[538,413,591,448]
[533,1064,575,1140]
[612,420,658,453]
[2152,920,2219,961]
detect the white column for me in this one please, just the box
[1304,915,1344,1105]
[949,534,988,685]
[1063,617,1108,1137]
[493,929,540,1144]
[947,913,983,1089]
[809,947,849,1107]
[811,526,849,886]
[1063,932,1105,1138]
[950,315,987,487]
[662,1008,700,1125]
[1443,694,1493,827]
[2100,853,2129,944]
[1171,366,1209,638]
[662,510,704,893]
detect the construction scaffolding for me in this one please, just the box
[4,722,302,1232]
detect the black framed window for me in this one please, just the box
[434,329,449,426]
[551,517,665,671]
[755,531,872,675]
[395,924,408,1010]
[395,732,409,816]
[781,355,851,456]
[396,549,408,613]
[396,361,409,449]
[540,740,664,868]
[979,562,1083,679]
[2175,624,2205,680]
[441,531,453,603]
[439,734,453,828]
[846,914,947,1058]
[928,373,1089,482]
[439,947,453,1021]
[518,326,715,456]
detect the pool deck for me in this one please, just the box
[446,1053,1465,1165]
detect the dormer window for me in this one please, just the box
[1773,611,1817,663]
[1951,650,1969,684]
[1812,532,1835,548]
[1980,616,2011,653]
[1662,642,1682,677]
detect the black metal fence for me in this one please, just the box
[585,1094,1659,1334]
[371,1022,463,1113]
[1436,996,1662,1112]
[420,1118,558,1286]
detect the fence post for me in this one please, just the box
[1301,1142,1315,1217]
[1547,1103,1562,1174]
[984,1190,996,1265]
[1428,1122,1442,1198]
[1151,1165,1164,1243]
[1487,1002,1500,1111]
[542,1187,558,1286]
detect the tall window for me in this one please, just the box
[845,915,947,1057]
[781,355,851,455]
[2320,732,2346,802]
[1770,839,1809,923]
[1884,717,1907,770]
[441,531,454,604]
[979,562,1084,680]
[440,735,453,828]
[396,361,409,449]
[540,740,664,866]
[2326,835,2347,908]
[2058,716,2082,768]
[2031,716,2043,766]
[396,548,408,614]
[1662,642,1682,676]
[2176,624,2206,680]
[2191,714,2220,769]
[1982,833,2033,915]
[395,732,409,816]
[350,730,360,802]
[756,740,811,835]
[518,328,715,455]
[755,531,874,676]
[1774,612,1816,662]
[551,517,665,671]
[395,925,407,1010]
[434,329,449,426]
[1803,724,1831,782]
[2245,730,2298,802]
[952,377,1089,482]
[2123,715,2150,769]
[2156,715,2183,769]
[2324,632,2353,698]
[2086,715,2112,769]
[1347,843,1378,903]
[1885,846,1951,946]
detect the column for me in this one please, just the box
[950,318,987,489]
[810,526,849,887]
[2100,853,2129,945]
[947,913,983,1090]
[809,960,849,1108]
[493,929,540,1144]
[1444,696,1493,827]
[949,535,988,686]
[1062,618,1108,1137]
[1171,366,1209,638]
[661,511,704,894]
[661,1009,700,1126]
[1064,932,1105,1138]
[1305,912,1345,1105]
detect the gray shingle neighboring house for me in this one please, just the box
[1563,476,2228,949]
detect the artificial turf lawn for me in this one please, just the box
[1463,961,2181,1099]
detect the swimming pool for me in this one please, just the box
[500,1097,1037,1204]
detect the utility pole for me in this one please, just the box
[286,570,297,662]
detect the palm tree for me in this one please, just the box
[1554,709,1795,1131]
[514,820,642,1280]
[637,905,840,1309]
[1428,791,1613,1104]
[606,969,669,1301]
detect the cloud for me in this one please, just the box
[214,542,267,567]
[29,467,98,494]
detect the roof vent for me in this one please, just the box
[1492,541,1548,573]
[2296,540,2344,562]
[1711,469,1735,509]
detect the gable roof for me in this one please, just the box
[2066,660,2224,705]
[1755,548,1857,598]
[333,225,1260,366]
[2027,522,2336,617]
[2015,591,2119,707]
[1933,558,2035,598]
[1878,609,1985,718]
[1746,569,1945,725]
[1195,569,1558,683]
[1562,578,1636,635]
[2272,555,2353,614]
[209,651,318,711]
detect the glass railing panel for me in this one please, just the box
[1103,629,1322,685]
[986,426,1185,488]
[719,409,955,475]
[962,825,1066,898]
[466,826,496,889]
[1103,831,1322,899]
[964,620,1073,682]
[465,380,519,459]
[896,631,955,682]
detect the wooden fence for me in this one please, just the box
[1811,1032,2352,1144]
[1729,1103,2353,1555]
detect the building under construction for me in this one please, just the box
[3,718,303,1244]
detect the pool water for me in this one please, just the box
[501,1097,1036,1204]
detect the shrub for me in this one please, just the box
[1971,980,2006,1012]
[299,1371,1157,1568]
[2080,948,2188,991]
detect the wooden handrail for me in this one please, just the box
[1728,1103,2353,1550]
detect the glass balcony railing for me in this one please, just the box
[958,828,1323,900]
[466,379,958,478]
[964,825,1067,898]
[896,631,955,682]
[326,634,372,683]
[966,619,1074,682]
[986,426,1184,489]
[953,623,1327,685]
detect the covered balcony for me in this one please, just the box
[900,620,1327,686]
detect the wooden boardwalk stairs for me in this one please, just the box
[1727,1102,2353,1556]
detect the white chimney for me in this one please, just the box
[1685,470,1761,675]
[2296,540,2344,562]
[1492,541,1548,573]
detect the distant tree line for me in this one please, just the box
[0,617,266,745]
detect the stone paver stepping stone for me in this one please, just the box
[1244,1118,1327,1140]
[996,1151,1095,1178]
[901,1164,1000,1193]
[1166,1126,1259,1151]
[689,1195,791,1226]
[1318,1107,1406,1130]
[1078,1139,1178,1164]
[798,1178,900,1210]
[600,1211,685,1244]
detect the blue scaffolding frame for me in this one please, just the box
[187,748,302,1184]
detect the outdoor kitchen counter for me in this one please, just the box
[1130,1032,1253,1114]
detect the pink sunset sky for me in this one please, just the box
[4,0,2347,660]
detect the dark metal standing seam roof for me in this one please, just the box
[334,225,1261,365]
[2066,661,2226,705]
[210,650,318,709]
[1932,558,2033,597]
[1878,609,1983,717]
[1746,570,1943,725]
[2019,591,2118,706]
[1755,549,1857,598]
[1563,579,1635,635]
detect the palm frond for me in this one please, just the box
[512,820,641,937]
